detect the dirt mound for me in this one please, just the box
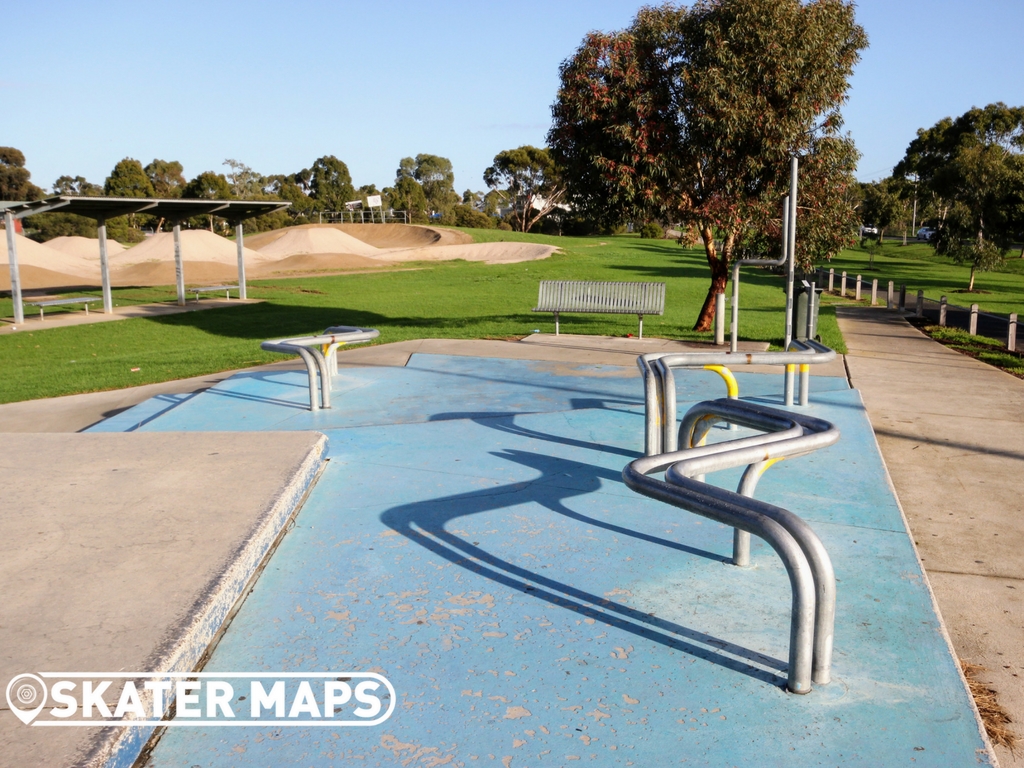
[0,264,101,291]
[110,260,243,287]
[243,223,472,251]
[46,236,126,259]
[108,230,265,267]
[375,242,557,264]
[251,252,388,276]
[253,227,381,259]
[0,234,100,278]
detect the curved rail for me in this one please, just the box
[261,326,379,411]
[623,398,839,694]
[637,340,835,456]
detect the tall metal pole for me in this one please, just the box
[97,218,113,313]
[784,156,798,349]
[173,221,185,306]
[783,157,798,407]
[5,211,24,324]
[235,221,247,300]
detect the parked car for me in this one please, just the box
[860,224,878,236]
[917,227,936,241]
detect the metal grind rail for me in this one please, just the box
[260,326,379,411]
[623,397,840,694]
[637,340,836,456]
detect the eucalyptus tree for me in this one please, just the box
[895,103,1024,289]
[548,0,867,330]
[484,146,565,232]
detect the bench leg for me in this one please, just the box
[84,304,89,315]
[40,308,44,321]
[554,311,559,336]
[638,313,644,339]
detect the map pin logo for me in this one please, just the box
[6,674,48,725]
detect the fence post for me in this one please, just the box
[855,275,862,301]
[714,292,726,346]
[939,296,947,326]
[828,268,834,292]
[1009,313,1018,351]
[840,271,847,297]
[969,304,979,335]
[871,279,878,306]
[916,290,924,318]
[887,281,894,309]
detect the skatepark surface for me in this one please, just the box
[0,327,1007,766]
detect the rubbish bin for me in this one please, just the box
[795,281,822,341]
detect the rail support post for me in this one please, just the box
[916,290,924,318]
[970,304,979,335]
[899,284,906,311]
[714,293,726,346]
[828,268,834,292]
[940,296,947,326]
[887,281,894,309]
[840,272,847,297]
[1009,313,1017,351]
[871,279,878,306]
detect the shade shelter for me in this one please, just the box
[3,196,290,323]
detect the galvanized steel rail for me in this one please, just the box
[636,340,836,456]
[623,397,839,694]
[260,326,379,411]
[533,280,665,338]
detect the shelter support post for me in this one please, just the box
[97,219,113,313]
[4,211,24,324]
[173,221,185,306]
[235,221,247,300]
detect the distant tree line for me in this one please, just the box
[860,103,1024,290]
[0,145,574,244]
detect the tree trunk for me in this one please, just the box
[693,227,730,332]
[968,265,976,292]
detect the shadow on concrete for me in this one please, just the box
[380,446,790,687]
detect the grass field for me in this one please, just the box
[826,240,1024,317]
[0,230,841,404]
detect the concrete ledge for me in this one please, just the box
[0,431,328,768]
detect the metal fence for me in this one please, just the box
[814,267,1020,353]
[312,210,409,225]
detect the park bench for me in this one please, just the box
[189,284,239,302]
[260,325,380,411]
[533,280,665,338]
[26,296,102,320]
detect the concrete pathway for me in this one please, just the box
[837,305,1024,767]
[0,297,259,336]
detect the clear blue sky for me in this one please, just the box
[3,0,1023,194]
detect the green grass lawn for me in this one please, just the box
[0,230,841,404]
[823,240,1024,317]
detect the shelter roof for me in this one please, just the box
[2,196,290,222]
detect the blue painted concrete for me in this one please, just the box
[118,356,990,766]
[89,353,851,434]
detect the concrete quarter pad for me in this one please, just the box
[0,431,327,768]
[133,367,991,765]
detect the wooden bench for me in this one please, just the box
[26,297,102,320]
[533,280,666,338]
[189,284,239,302]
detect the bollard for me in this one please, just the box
[840,271,847,297]
[828,268,835,292]
[887,281,894,309]
[898,284,906,311]
[816,269,823,289]
[855,275,862,301]
[714,292,726,346]
[871,279,878,306]
[915,290,924,317]
[939,296,947,326]
[1009,313,1018,351]
[969,304,979,335]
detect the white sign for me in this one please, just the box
[366,195,382,208]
